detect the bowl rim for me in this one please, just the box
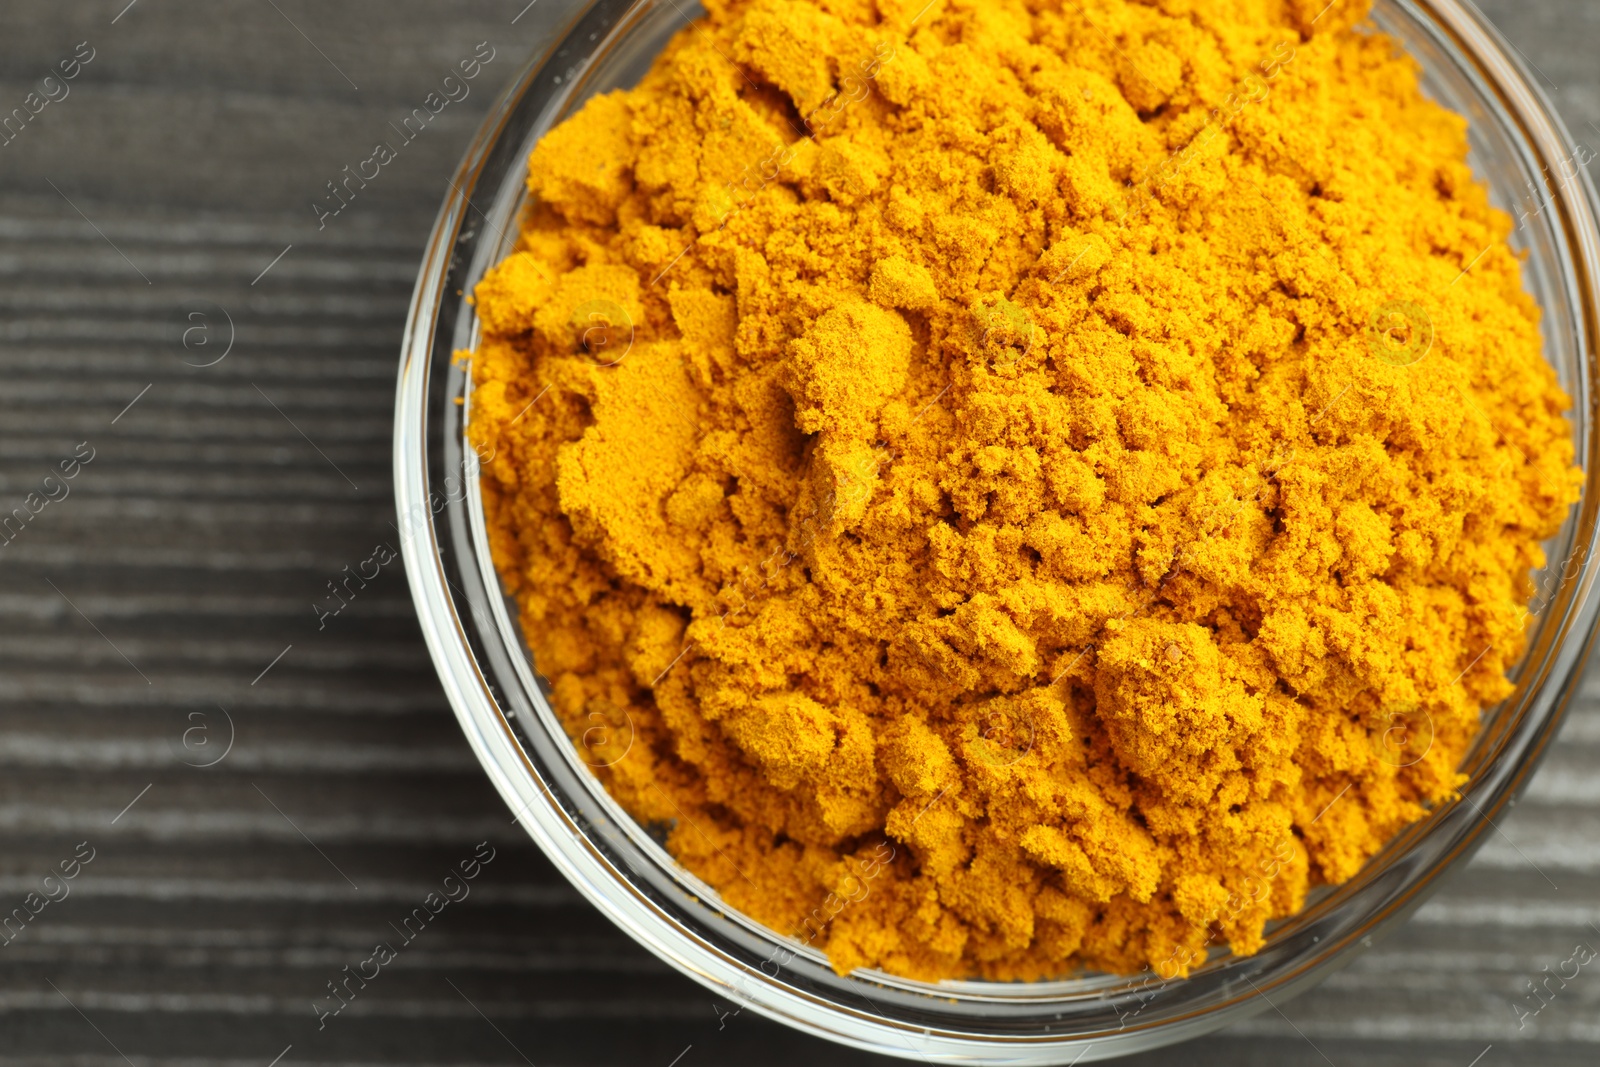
[395,0,1600,1060]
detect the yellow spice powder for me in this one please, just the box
[464,0,1580,981]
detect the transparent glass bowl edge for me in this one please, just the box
[394,0,1600,1061]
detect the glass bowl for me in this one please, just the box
[395,0,1600,1060]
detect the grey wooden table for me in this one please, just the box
[0,1,1596,1064]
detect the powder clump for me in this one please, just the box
[467,0,1579,981]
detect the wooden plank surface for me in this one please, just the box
[0,1,1598,1064]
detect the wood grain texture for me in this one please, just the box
[0,1,1597,1064]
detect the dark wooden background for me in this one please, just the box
[0,1,1597,1064]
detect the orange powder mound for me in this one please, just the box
[465,0,1579,981]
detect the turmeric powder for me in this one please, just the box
[465,0,1580,981]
